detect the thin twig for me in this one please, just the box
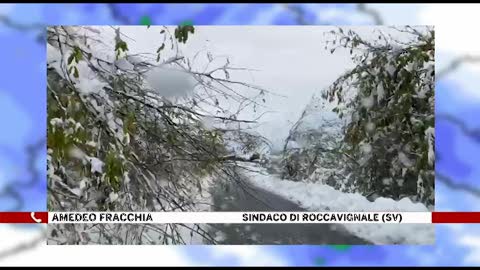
[282,4,310,25]
[0,15,44,31]
[357,4,384,25]
[437,113,480,142]
[437,173,480,197]
[0,228,46,261]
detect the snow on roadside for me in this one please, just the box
[245,167,434,245]
[174,175,216,244]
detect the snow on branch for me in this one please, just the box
[46,25,271,244]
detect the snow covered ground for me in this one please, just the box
[244,166,435,245]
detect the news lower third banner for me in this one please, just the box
[1,212,480,224]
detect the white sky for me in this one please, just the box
[180,26,355,150]
[119,26,405,150]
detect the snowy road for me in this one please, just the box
[209,174,371,245]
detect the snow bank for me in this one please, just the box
[246,168,434,244]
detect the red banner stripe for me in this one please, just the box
[432,212,480,223]
[0,212,480,224]
[0,212,48,224]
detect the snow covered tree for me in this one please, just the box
[46,26,268,244]
[322,26,434,206]
[281,101,341,180]
[279,94,357,193]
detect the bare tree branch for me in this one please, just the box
[0,228,46,261]
[437,113,480,142]
[437,173,480,197]
[357,4,384,25]
[45,25,274,245]
[437,55,480,79]
[282,4,310,25]
[436,114,480,198]
[106,4,132,24]
[0,15,45,43]
[0,15,44,31]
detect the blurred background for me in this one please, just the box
[0,3,479,266]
